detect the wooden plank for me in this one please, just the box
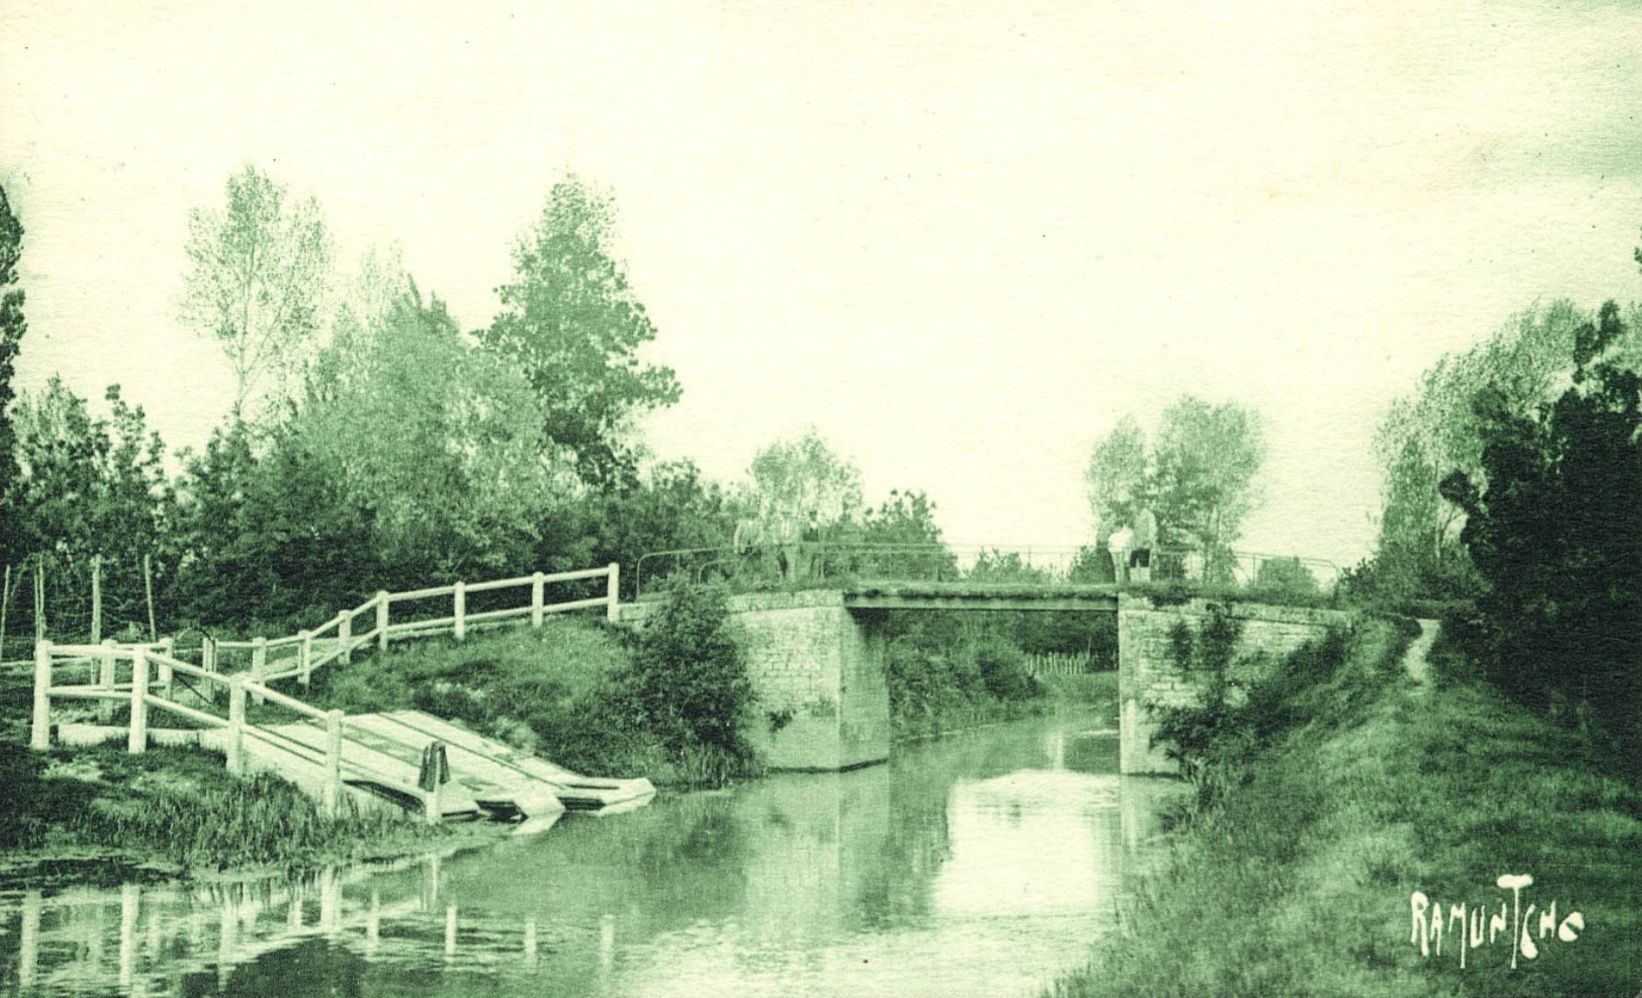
[261,720,480,815]
[346,714,551,791]
[378,711,655,806]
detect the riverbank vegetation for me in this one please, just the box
[1052,617,1642,998]
[882,614,1047,740]
[0,742,460,875]
[1054,263,1642,996]
[307,585,761,788]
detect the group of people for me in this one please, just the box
[1106,505,1156,585]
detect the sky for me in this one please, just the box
[4,0,1642,572]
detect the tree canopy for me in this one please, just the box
[1362,300,1594,603]
[1441,300,1642,766]
[299,276,574,580]
[741,427,864,527]
[1084,396,1266,576]
[180,166,331,420]
[0,185,26,562]
[481,175,680,488]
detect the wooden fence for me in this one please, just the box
[28,641,431,818]
[1023,653,1097,677]
[27,563,622,819]
[208,564,620,688]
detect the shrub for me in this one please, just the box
[622,583,758,764]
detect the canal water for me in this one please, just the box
[0,711,1185,997]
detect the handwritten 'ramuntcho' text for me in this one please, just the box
[1410,874,1583,969]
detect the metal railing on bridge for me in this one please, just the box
[634,543,1340,599]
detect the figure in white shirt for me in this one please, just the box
[1107,525,1134,586]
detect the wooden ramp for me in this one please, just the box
[252,716,556,823]
[193,723,483,820]
[351,711,657,813]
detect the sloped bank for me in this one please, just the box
[1049,618,1642,997]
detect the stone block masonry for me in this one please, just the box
[1117,594,1350,775]
[619,588,1343,775]
[618,591,890,771]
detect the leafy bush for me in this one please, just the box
[881,612,1045,739]
[620,583,758,767]
[970,635,1040,701]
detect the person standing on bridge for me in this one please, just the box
[1107,524,1134,586]
[1130,505,1157,584]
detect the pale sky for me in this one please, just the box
[4,0,1641,571]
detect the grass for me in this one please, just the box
[1050,618,1642,998]
[0,742,455,874]
[301,617,754,788]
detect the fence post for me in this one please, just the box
[99,638,116,723]
[324,710,344,816]
[128,648,148,754]
[606,563,620,622]
[338,612,352,665]
[252,637,267,705]
[453,582,466,642]
[227,675,246,776]
[203,635,216,674]
[157,637,174,699]
[90,554,102,644]
[30,641,52,750]
[376,592,390,652]
[530,572,545,628]
[299,630,313,686]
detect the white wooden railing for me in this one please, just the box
[209,564,620,687]
[27,564,620,819]
[29,641,435,819]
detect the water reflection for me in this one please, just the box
[0,712,1185,997]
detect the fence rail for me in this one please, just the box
[27,562,623,821]
[30,640,433,819]
[1023,653,1096,677]
[209,564,620,689]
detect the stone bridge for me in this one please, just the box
[618,586,1348,776]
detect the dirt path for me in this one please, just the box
[1402,618,1440,687]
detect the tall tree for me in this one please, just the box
[301,280,574,580]
[1083,397,1266,578]
[1149,396,1266,568]
[0,184,26,561]
[1365,301,1590,602]
[1441,300,1642,764]
[1083,415,1148,540]
[11,380,175,631]
[742,428,864,527]
[180,166,331,420]
[481,175,680,488]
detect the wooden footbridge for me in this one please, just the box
[28,565,653,823]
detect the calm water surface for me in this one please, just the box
[0,711,1185,997]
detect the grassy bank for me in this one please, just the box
[1051,617,1642,998]
[0,742,474,879]
[305,607,758,788]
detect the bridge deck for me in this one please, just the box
[841,583,1120,612]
